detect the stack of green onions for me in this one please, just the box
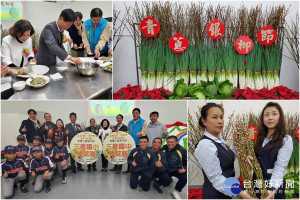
[197,45,208,84]
[155,40,165,89]
[215,46,223,83]
[147,42,157,90]
[273,47,282,88]
[265,46,276,89]
[189,45,197,84]
[253,45,264,89]
[164,47,176,91]
[175,53,181,82]
[224,44,238,87]
[180,50,190,85]
[237,54,246,89]
[139,43,148,90]
[218,45,226,83]
[245,48,256,89]
[207,47,216,82]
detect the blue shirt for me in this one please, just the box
[2,158,28,179]
[52,145,70,162]
[15,145,30,161]
[30,156,53,175]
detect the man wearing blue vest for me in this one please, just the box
[123,108,147,174]
[82,8,110,58]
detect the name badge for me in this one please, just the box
[267,169,273,174]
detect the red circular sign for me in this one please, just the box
[246,125,258,141]
[168,33,189,54]
[234,35,254,55]
[140,16,160,37]
[206,19,225,40]
[257,25,277,46]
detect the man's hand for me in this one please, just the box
[87,48,92,55]
[132,160,137,167]
[156,161,163,168]
[69,57,82,65]
[178,166,186,173]
[45,124,49,131]
[73,44,78,49]
[31,171,36,177]
[79,43,84,48]
[94,49,100,58]
[43,170,49,180]
[21,125,27,133]
[162,130,168,136]
[108,49,112,55]
[55,154,59,159]
[137,132,142,137]
[61,159,67,167]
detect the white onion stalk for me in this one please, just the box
[147,71,156,90]
[232,70,238,88]
[190,70,197,84]
[253,72,264,89]
[239,70,246,89]
[208,71,214,82]
[141,71,148,90]
[273,71,280,87]
[155,71,164,89]
[164,72,176,91]
[246,69,255,89]
[181,71,189,85]
[219,69,226,82]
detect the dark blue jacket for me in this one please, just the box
[2,158,28,179]
[19,118,42,143]
[128,147,156,174]
[52,145,70,162]
[68,23,84,48]
[153,149,168,173]
[44,147,53,161]
[162,144,187,173]
[15,145,30,161]
[29,145,45,157]
[39,121,55,141]
[85,126,99,135]
[30,156,53,175]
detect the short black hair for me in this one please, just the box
[116,114,123,119]
[150,111,159,117]
[140,136,149,142]
[69,112,77,117]
[44,113,51,117]
[74,11,83,20]
[27,109,37,115]
[100,119,110,129]
[167,135,178,142]
[90,8,103,18]
[59,9,75,22]
[9,19,35,38]
[132,108,141,114]
[153,137,162,144]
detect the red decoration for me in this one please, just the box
[206,19,225,39]
[234,35,254,54]
[140,17,160,37]
[246,125,258,141]
[169,33,189,54]
[257,25,277,46]
[296,127,299,140]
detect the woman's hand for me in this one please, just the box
[29,59,37,65]
[238,191,257,199]
[261,190,275,199]
[1,65,10,77]
[246,156,254,169]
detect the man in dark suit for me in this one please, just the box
[36,9,82,66]
[39,113,56,142]
[65,112,84,173]
[19,109,42,146]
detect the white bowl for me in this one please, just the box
[26,75,50,88]
[13,81,26,91]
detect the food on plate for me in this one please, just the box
[30,77,46,86]
[15,68,28,75]
[104,65,112,72]
[101,57,111,62]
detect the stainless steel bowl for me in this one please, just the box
[77,62,99,76]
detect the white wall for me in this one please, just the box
[1,100,187,148]
[1,0,112,33]
[188,100,299,186]
[113,1,299,92]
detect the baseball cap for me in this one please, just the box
[17,135,26,141]
[55,136,64,143]
[33,136,42,141]
[32,146,43,152]
[5,145,16,153]
[45,139,53,144]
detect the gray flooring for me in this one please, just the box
[1,161,187,199]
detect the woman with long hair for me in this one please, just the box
[99,119,112,172]
[247,102,293,199]
[53,119,67,146]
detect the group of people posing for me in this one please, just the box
[1,7,111,99]
[2,108,187,199]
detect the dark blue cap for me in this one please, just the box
[17,135,26,141]
[45,139,52,144]
[32,146,43,152]
[33,136,42,141]
[55,136,63,143]
[5,145,16,153]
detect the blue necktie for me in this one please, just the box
[73,124,77,132]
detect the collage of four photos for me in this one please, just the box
[0,0,299,199]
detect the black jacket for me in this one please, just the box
[162,144,187,173]
[68,23,84,50]
[19,118,41,143]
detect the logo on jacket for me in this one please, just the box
[223,177,241,195]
